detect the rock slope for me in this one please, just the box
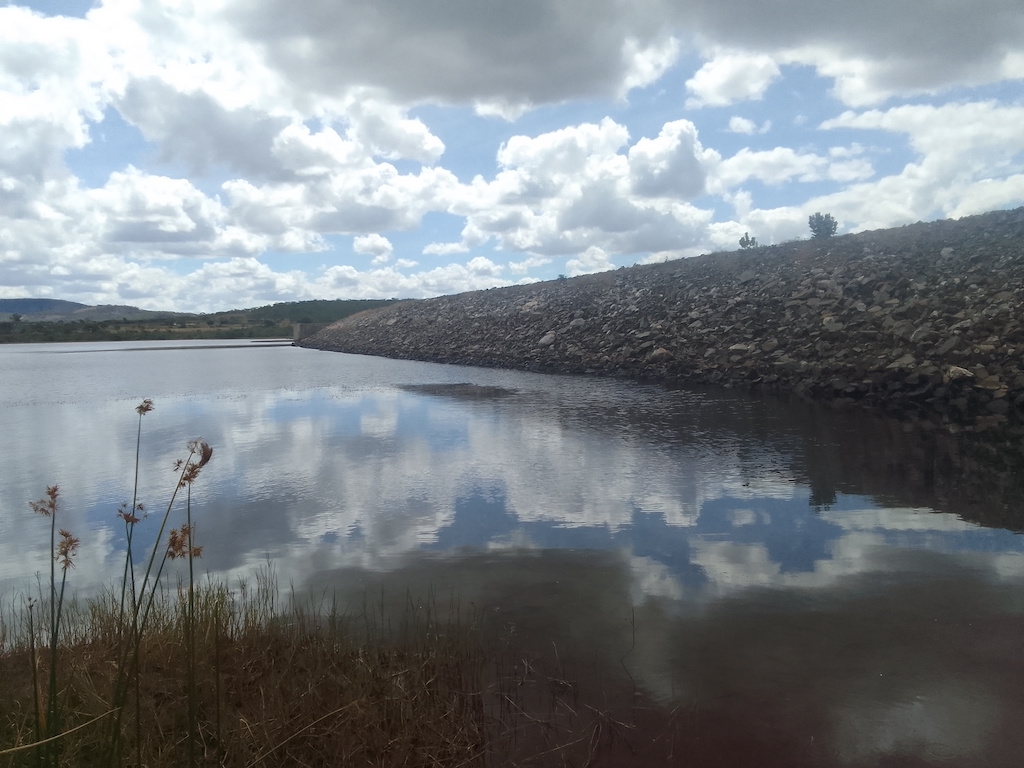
[301,207,1024,431]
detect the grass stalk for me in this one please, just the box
[103,434,210,766]
[26,602,41,768]
[186,484,197,768]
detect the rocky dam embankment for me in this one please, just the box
[301,207,1024,432]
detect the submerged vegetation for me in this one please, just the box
[0,399,661,767]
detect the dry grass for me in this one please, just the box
[1,577,685,768]
[1,578,494,767]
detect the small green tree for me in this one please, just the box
[11,313,22,322]
[808,212,838,239]
[739,232,758,250]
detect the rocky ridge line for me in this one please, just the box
[301,207,1024,431]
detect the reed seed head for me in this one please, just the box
[56,528,80,570]
[167,523,202,559]
[177,439,213,487]
[188,438,213,468]
[29,485,59,517]
[117,501,144,525]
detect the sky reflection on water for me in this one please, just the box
[4,341,1021,599]
[3,341,1024,765]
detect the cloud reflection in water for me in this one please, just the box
[4,344,1024,764]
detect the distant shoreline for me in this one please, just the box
[48,339,295,352]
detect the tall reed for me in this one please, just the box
[25,485,81,767]
[103,420,213,767]
[0,399,214,767]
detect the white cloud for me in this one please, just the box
[675,0,1024,106]
[444,118,716,260]
[566,245,614,276]
[629,119,712,198]
[270,123,363,178]
[508,255,551,275]
[422,241,470,256]
[317,257,508,299]
[946,175,1024,220]
[816,101,1024,225]
[708,146,874,193]
[727,116,770,135]
[223,0,676,111]
[353,233,394,264]
[342,92,446,164]
[89,167,227,254]
[720,99,1024,244]
[2,0,1023,310]
[685,51,780,108]
[619,35,681,95]
[727,116,757,135]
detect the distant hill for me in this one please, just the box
[0,298,88,316]
[213,299,398,325]
[1,298,397,324]
[0,301,189,323]
[0,297,400,344]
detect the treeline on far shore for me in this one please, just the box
[0,298,398,344]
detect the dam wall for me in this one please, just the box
[301,207,1024,432]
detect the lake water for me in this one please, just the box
[3,339,1024,765]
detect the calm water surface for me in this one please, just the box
[2,340,1024,765]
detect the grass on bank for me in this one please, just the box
[1,574,493,768]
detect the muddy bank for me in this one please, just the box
[302,207,1024,432]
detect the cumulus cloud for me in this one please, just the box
[708,146,874,191]
[317,256,508,300]
[341,92,446,164]
[443,118,716,260]
[685,51,780,108]
[353,233,393,264]
[727,116,770,135]
[2,0,1023,310]
[217,0,1024,112]
[224,0,676,111]
[508,255,551,275]
[629,120,712,198]
[674,0,1024,106]
[422,241,470,256]
[116,80,292,178]
[727,117,757,135]
[89,167,226,253]
[817,101,1024,225]
[566,245,614,276]
[0,6,109,190]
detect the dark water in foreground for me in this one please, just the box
[2,340,1024,765]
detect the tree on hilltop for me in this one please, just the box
[808,212,838,239]
[739,232,758,249]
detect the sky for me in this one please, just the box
[2,0,1023,312]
